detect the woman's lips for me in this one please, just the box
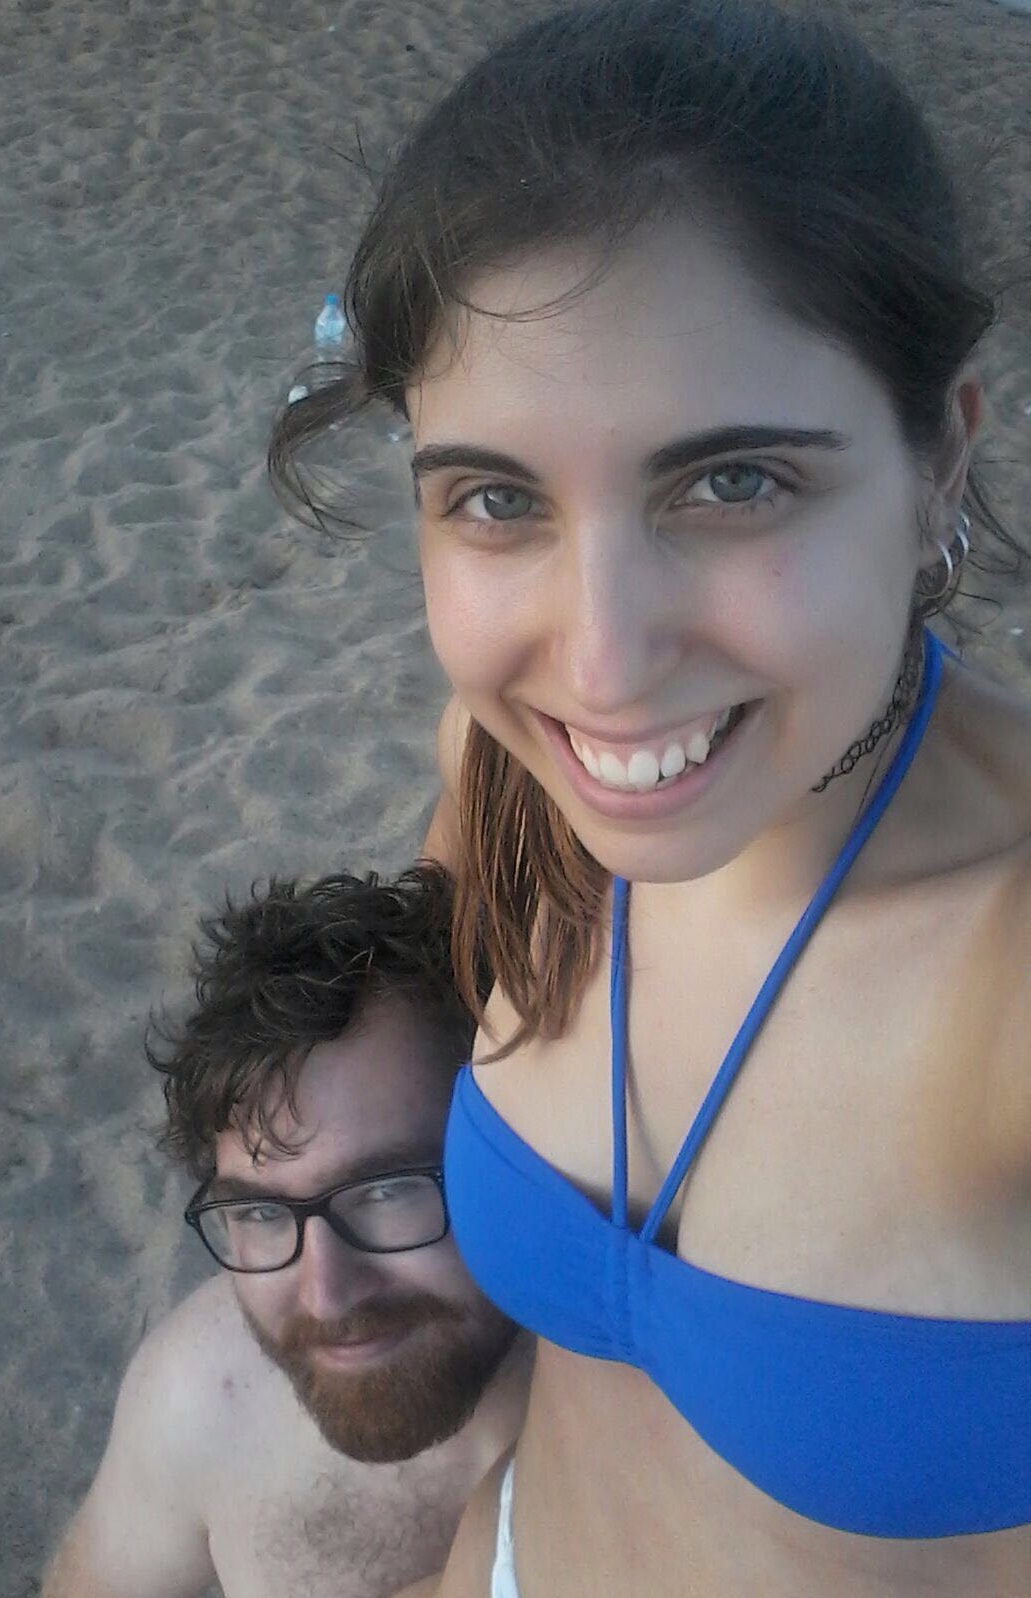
[565,705,743,791]
[534,701,758,822]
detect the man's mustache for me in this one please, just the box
[279,1294,464,1356]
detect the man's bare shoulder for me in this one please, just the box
[154,1275,268,1380]
[122,1276,279,1469]
[39,1280,249,1598]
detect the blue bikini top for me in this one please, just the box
[445,631,1031,1539]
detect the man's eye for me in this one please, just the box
[361,1182,411,1204]
[348,1177,432,1211]
[451,484,539,522]
[235,1204,289,1226]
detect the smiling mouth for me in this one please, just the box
[311,1328,410,1366]
[564,704,749,792]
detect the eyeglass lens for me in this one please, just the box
[197,1173,446,1271]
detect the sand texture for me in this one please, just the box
[0,1,1029,1593]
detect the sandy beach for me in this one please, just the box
[1,1,1028,1592]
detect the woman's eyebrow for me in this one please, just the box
[411,427,849,488]
[411,444,543,485]
[645,426,851,476]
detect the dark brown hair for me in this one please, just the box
[267,0,1027,1050]
[149,864,477,1177]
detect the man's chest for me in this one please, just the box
[206,1461,466,1598]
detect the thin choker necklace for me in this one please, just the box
[811,628,926,794]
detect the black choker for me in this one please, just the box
[811,629,925,794]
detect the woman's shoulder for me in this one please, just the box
[437,695,472,797]
[923,656,1031,1189]
[924,650,1031,863]
[420,696,472,869]
[944,642,1031,746]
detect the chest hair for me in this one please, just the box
[210,1459,465,1598]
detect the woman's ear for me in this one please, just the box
[936,374,983,512]
[914,372,978,581]
[918,375,983,571]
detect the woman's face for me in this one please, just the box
[407,222,953,884]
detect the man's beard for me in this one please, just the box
[242,1291,517,1464]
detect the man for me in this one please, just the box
[43,865,530,1598]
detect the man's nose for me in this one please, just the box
[293,1215,391,1321]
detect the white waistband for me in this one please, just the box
[491,1459,520,1598]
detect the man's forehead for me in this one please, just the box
[210,1129,444,1195]
[211,1006,454,1181]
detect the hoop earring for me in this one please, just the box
[916,509,971,615]
[953,508,971,562]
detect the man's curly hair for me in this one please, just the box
[148,863,477,1179]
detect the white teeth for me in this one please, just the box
[627,750,661,790]
[598,752,630,788]
[565,707,741,789]
[659,742,687,779]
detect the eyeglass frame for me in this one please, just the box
[184,1164,450,1274]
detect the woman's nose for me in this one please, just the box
[557,521,684,714]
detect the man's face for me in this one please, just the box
[210,999,516,1463]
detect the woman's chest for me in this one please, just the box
[475,866,1031,1318]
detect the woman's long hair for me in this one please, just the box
[268,0,1026,1045]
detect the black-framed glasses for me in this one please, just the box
[184,1166,449,1274]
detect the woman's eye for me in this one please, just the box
[451,484,539,522]
[678,463,781,508]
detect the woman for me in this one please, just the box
[270,1,1031,1592]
